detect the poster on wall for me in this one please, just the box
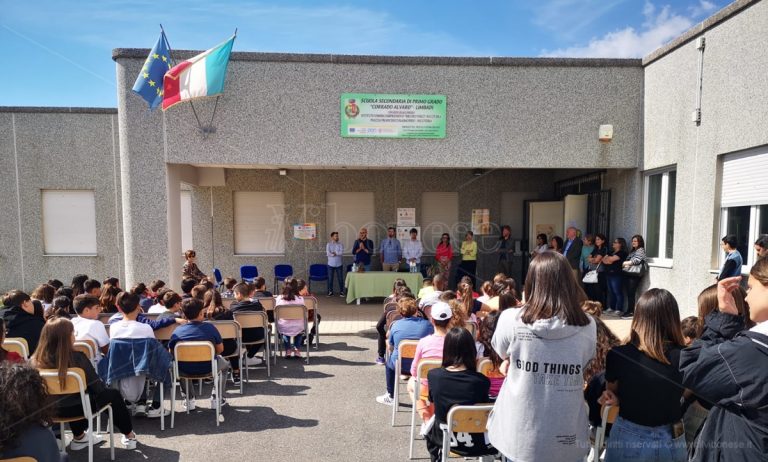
[293,223,317,240]
[340,93,446,139]
[397,208,416,227]
[471,208,490,235]
[397,226,420,247]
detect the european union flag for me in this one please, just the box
[132,32,172,110]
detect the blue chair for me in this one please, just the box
[240,265,258,284]
[308,264,329,294]
[273,264,294,293]
[213,268,223,290]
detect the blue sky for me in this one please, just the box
[0,0,722,108]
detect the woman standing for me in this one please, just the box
[498,225,513,277]
[550,235,564,253]
[622,235,647,316]
[456,231,477,289]
[435,233,454,281]
[600,289,687,461]
[488,252,595,461]
[581,234,595,278]
[586,234,608,306]
[531,233,549,259]
[602,238,628,316]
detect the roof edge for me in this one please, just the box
[643,0,760,66]
[0,106,117,114]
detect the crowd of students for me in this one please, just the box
[374,251,768,461]
[0,267,323,461]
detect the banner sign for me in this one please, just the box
[293,223,317,240]
[341,93,446,139]
[471,209,491,235]
[397,208,416,227]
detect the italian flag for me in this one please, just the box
[162,36,235,111]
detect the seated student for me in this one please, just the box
[0,364,63,462]
[148,279,165,300]
[71,274,89,298]
[99,285,121,314]
[191,284,208,301]
[417,278,435,299]
[44,295,74,321]
[0,290,45,354]
[31,283,55,313]
[169,298,230,409]
[103,277,120,288]
[681,316,698,346]
[32,318,138,450]
[156,291,183,321]
[375,283,411,365]
[476,281,492,304]
[148,288,173,314]
[582,310,620,434]
[108,291,183,331]
[275,278,306,359]
[221,277,237,299]
[0,319,24,363]
[222,283,267,372]
[425,327,494,462]
[180,278,197,300]
[296,279,322,346]
[251,276,273,298]
[457,276,480,298]
[47,279,64,290]
[131,283,154,311]
[71,294,110,362]
[84,279,102,297]
[419,274,447,308]
[475,311,505,399]
[182,249,207,281]
[376,297,433,405]
[384,279,408,305]
[409,301,452,428]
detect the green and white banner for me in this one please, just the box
[340,93,446,139]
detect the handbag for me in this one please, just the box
[583,264,601,284]
[623,260,648,277]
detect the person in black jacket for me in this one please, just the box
[217,282,266,382]
[680,260,768,461]
[0,290,45,354]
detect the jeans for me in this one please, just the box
[385,356,413,397]
[607,273,625,312]
[604,416,687,462]
[281,333,304,351]
[328,265,344,294]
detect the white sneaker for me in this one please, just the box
[182,398,196,411]
[146,407,170,418]
[69,431,104,451]
[133,403,147,417]
[121,434,137,450]
[210,395,229,409]
[245,355,264,366]
[376,393,394,406]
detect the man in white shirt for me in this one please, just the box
[403,228,423,271]
[326,231,344,297]
[71,294,110,362]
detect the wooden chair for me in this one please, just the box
[256,297,276,323]
[303,296,320,349]
[590,404,619,462]
[170,341,224,428]
[207,320,244,394]
[153,323,179,342]
[73,340,97,365]
[477,358,493,377]
[232,311,271,379]
[98,313,114,325]
[409,359,443,459]
[39,368,115,462]
[392,339,419,426]
[440,404,496,462]
[273,304,309,364]
[221,298,235,309]
[2,337,29,359]
[464,321,477,338]
[385,310,403,331]
[0,457,38,462]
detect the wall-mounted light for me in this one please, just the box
[278,169,287,176]
[598,125,613,143]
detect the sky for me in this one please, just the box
[0,0,722,108]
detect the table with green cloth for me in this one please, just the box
[345,271,424,304]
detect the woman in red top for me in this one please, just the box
[0,319,24,363]
[435,233,454,281]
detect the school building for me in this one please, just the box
[0,0,765,315]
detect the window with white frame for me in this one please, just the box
[41,190,98,255]
[719,146,768,269]
[421,192,459,253]
[643,168,676,262]
[233,192,285,255]
[325,192,375,255]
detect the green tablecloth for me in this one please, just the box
[345,271,424,303]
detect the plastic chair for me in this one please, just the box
[73,340,97,366]
[409,359,443,459]
[464,321,478,338]
[2,337,29,359]
[39,368,115,462]
[213,268,224,290]
[440,405,496,462]
[256,297,276,323]
[232,311,271,380]
[170,341,224,428]
[391,339,420,426]
[273,264,294,293]
[273,304,309,364]
[308,264,328,294]
[477,358,494,377]
[590,404,619,462]
[240,265,259,283]
[207,320,245,394]
[303,296,320,349]
[386,310,403,331]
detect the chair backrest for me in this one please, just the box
[38,367,87,395]
[308,264,328,280]
[73,341,96,360]
[232,311,268,329]
[384,302,398,313]
[275,304,307,322]
[274,264,293,278]
[256,297,275,311]
[303,296,317,312]
[464,321,477,338]
[213,268,223,284]
[174,341,215,362]
[222,298,235,309]
[0,457,38,462]
[144,313,160,322]
[397,339,420,360]
[603,404,619,424]
[154,323,179,341]
[240,265,259,280]
[446,404,494,433]
[386,310,403,330]
[477,358,493,377]
[2,337,29,358]
[207,320,240,341]
[98,313,114,324]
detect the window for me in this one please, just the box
[719,146,768,268]
[421,192,459,253]
[643,168,676,262]
[180,190,193,252]
[233,192,285,255]
[325,192,375,255]
[41,190,98,255]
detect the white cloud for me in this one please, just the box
[688,0,718,17]
[528,0,628,41]
[540,1,708,58]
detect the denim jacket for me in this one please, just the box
[98,337,173,385]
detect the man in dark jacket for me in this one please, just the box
[562,227,584,282]
[0,290,45,354]
[680,278,768,461]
